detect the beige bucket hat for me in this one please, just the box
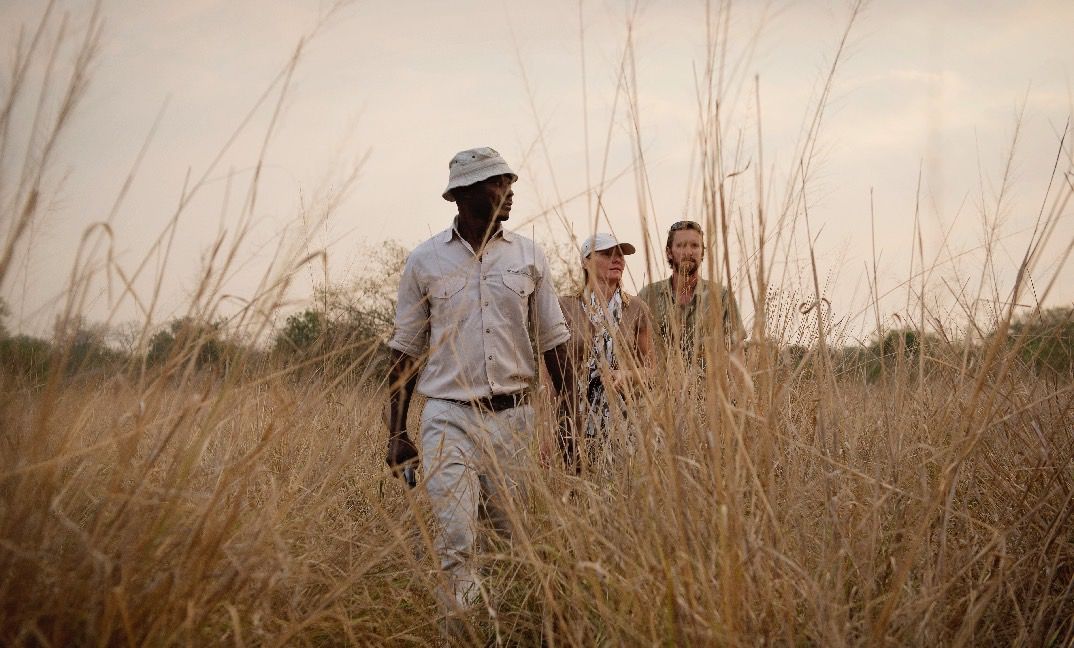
[442,147,518,201]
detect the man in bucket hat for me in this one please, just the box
[384,147,570,639]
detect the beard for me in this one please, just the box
[671,258,699,276]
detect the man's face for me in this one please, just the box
[667,229,704,275]
[457,174,514,222]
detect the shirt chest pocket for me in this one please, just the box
[430,275,466,300]
[501,268,536,298]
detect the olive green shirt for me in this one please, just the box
[637,277,744,364]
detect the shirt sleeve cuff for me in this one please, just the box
[537,324,571,352]
[388,336,426,358]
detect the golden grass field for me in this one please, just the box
[2,341,1072,645]
[2,2,1072,645]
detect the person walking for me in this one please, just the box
[638,220,745,367]
[383,147,570,638]
[558,233,653,471]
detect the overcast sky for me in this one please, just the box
[2,0,1072,340]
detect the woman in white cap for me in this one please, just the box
[558,232,654,470]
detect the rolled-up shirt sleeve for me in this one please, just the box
[531,247,571,351]
[388,255,429,357]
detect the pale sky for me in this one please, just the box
[3,0,1072,341]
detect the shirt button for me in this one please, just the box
[488,355,493,360]
[485,328,490,333]
[484,301,489,307]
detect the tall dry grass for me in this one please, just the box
[2,1,1073,646]
[3,356,1072,644]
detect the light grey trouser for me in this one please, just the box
[420,398,533,614]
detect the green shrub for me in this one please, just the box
[1008,307,1074,378]
[51,316,126,376]
[146,317,244,373]
[0,334,52,384]
[275,309,323,355]
[0,297,9,339]
[829,328,950,383]
[271,242,408,382]
[271,305,391,382]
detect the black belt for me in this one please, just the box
[442,391,529,412]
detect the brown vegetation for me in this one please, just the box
[1,1,1072,645]
[2,323,1072,645]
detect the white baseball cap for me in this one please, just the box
[442,147,518,201]
[580,232,636,260]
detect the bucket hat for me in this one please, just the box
[442,147,517,201]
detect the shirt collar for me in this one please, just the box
[441,216,513,245]
[580,285,630,306]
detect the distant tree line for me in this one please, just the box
[2,253,1072,388]
[778,306,1074,383]
[0,242,409,387]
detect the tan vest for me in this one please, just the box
[557,291,654,409]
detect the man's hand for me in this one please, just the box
[385,349,421,484]
[386,432,419,473]
[607,368,633,390]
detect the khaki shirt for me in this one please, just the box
[389,222,570,401]
[638,277,744,363]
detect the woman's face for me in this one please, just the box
[585,246,625,285]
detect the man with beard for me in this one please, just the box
[384,147,570,639]
[638,220,745,366]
